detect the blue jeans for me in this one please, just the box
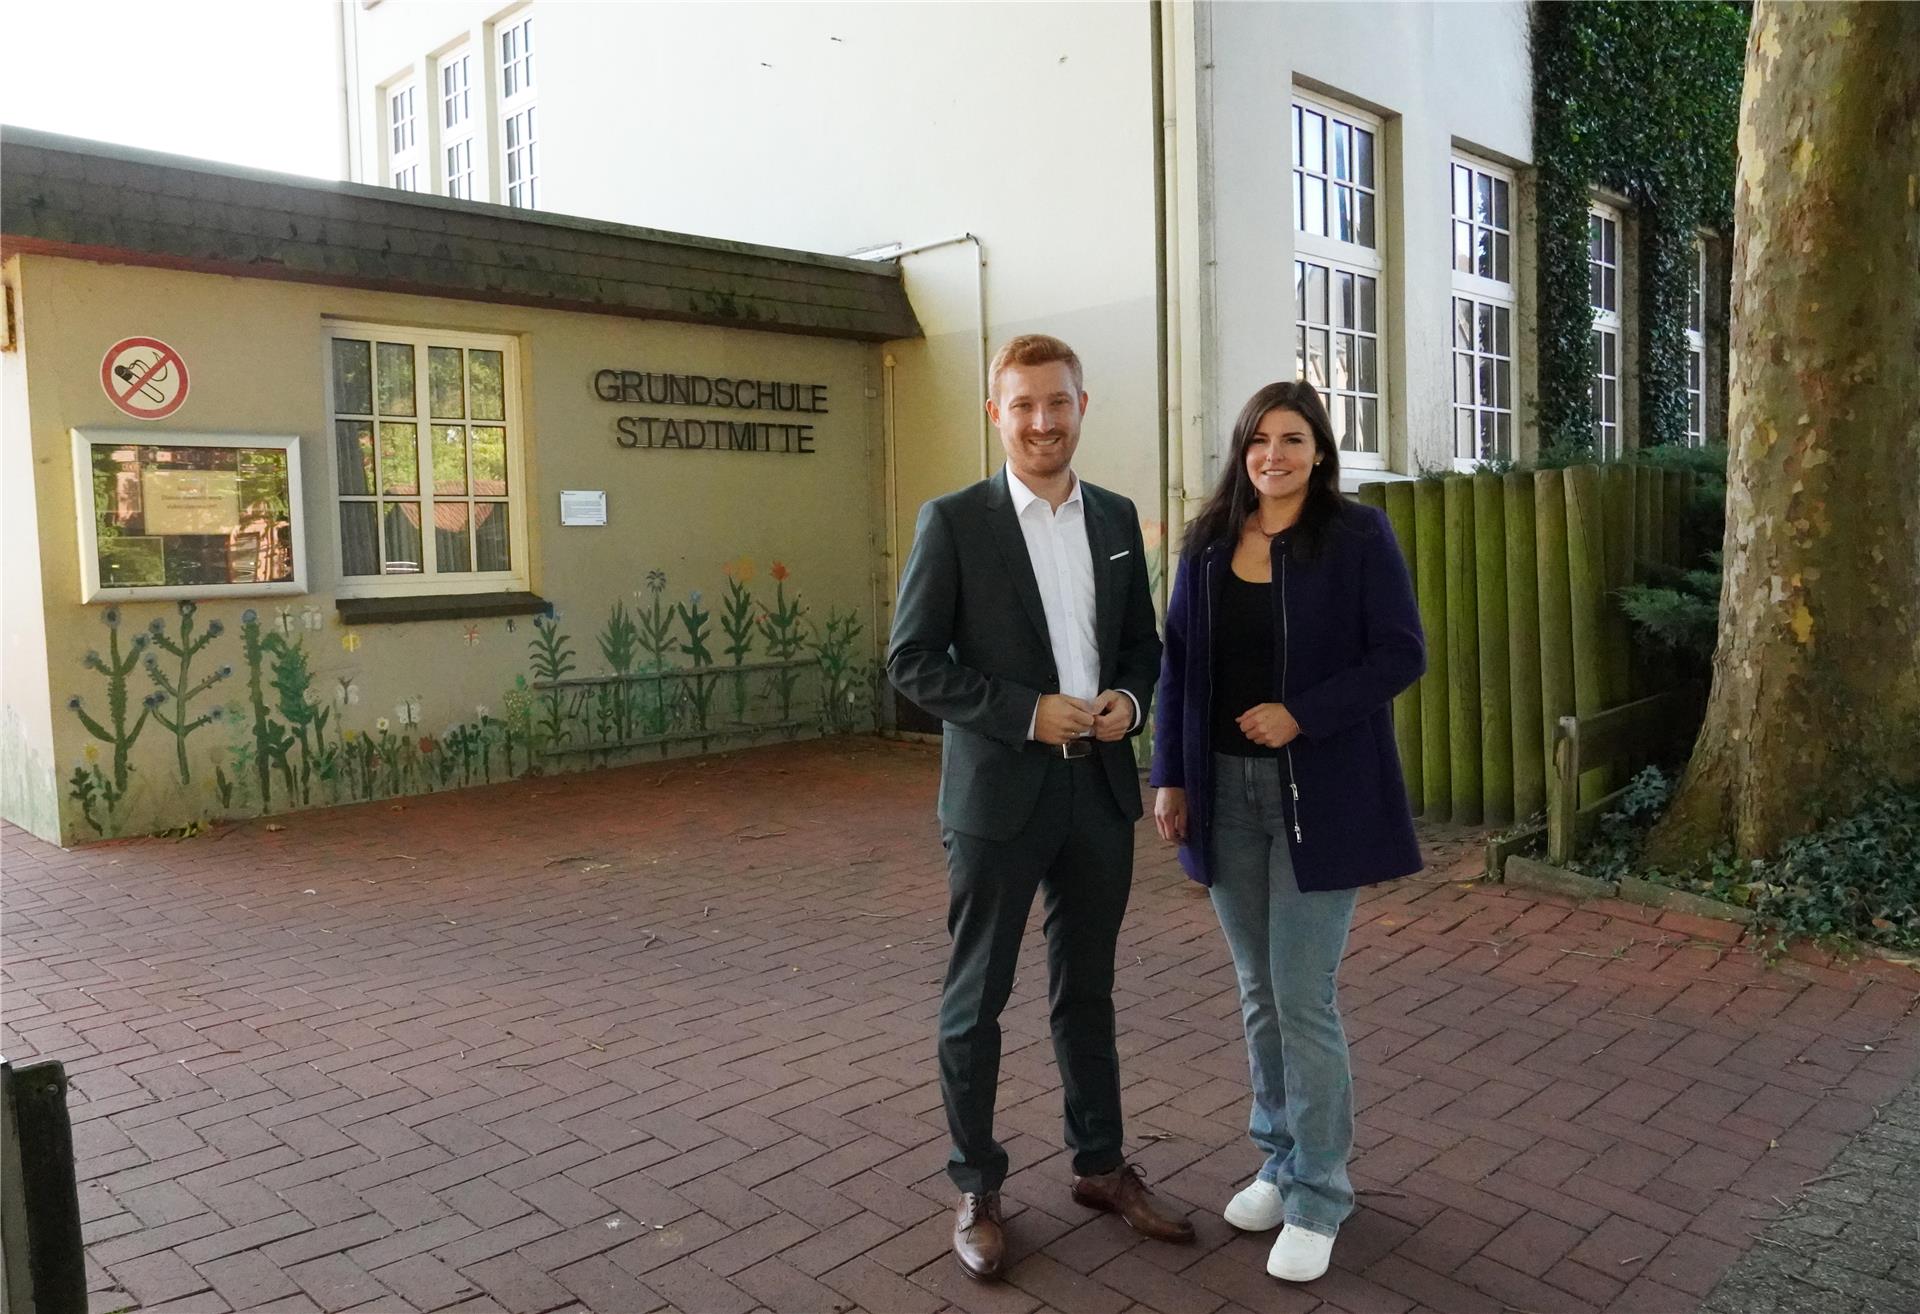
[1208,753,1358,1237]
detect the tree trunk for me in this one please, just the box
[1648,0,1920,867]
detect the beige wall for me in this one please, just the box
[1,257,62,841]
[14,253,883,843]
[344,1,1168,643]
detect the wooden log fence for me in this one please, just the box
[1360,463,1700,825]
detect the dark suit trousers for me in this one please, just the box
[939,753,1133,1194]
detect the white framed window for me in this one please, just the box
[387,80,420,192]
[499,11,537,209]
[1588,201,1623,458]
[1684,236,1707,447]
[1292,92,1385,467]
[1450,156,1515,467]
[440,48,475,200]
[325,324,527,597]
[445,140,474,200]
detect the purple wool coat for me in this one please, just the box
[1149,501,1426,892]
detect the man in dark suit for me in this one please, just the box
[888,334,1193,1282]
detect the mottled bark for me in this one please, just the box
[1649,0,1920,866]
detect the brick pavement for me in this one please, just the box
[4,737,1917,1314]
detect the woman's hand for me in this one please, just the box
[1236,702,1302,749]
[1153,787,1188,843]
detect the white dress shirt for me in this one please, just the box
[1006,467,1141,739]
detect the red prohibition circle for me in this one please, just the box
[100,337,190,420]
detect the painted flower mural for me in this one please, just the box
[59,554,876,839]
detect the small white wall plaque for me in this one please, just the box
[559,490,607,526]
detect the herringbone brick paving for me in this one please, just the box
[4,737,1916,1314]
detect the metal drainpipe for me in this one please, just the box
[1151,0,1173,616]
[334,0,355,181]
[883,352,900,596]
[887,234,990,478]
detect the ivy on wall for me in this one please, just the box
[1531,1,1748,452]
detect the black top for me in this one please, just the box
[1210,570,1280,758]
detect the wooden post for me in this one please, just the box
[1665,470,1687,565]
[1633,462,1656,576]
[1445,477,1482,826]
[1414,479,1450,820]
[1564,464,1610,804]
[1473,474,1513,825]
[1384,480,1423,813]
[1601,463,1636,709]
[1535,469,1577,809]
[1504,473,1545,820]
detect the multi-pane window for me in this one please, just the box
[500,13,537,208]
[1293,99,1376,246]
[388,82,420,192]
[1451,160,1512,284]
[441,49,475,200]
[1294,262,1380,460]
[1684,237,1707,446]
[1588,202,1623,458]
[501,13,533,99]
[504,109,538,208]
[1292,94,1385,466]
[441,50,471,131]
[328,326,523,592]
[1450,157,1515,466]
[445,140,474,200]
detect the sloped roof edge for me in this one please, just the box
[0,126,922,343]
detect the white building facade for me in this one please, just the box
[339,1,1707,717]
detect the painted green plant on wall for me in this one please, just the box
[68,608,160,798]
[760,560,808,722]
[239,609,295,810]
[500,680,534,772]
[142,602,233,784]
[529,615,576,746]
[597,601,642,744]
[813,609,867,733]
[268,636,328,806]
[636,571,676,735]
[676,588,716,736]
[719,558,758,718]
[60,555,876,840]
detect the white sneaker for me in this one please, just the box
[1222,1178,1285,1231]
[1266,1223,1335,1282]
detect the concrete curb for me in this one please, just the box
[1618,873,1756,924]
[1502,855,1618,901]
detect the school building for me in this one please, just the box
[1,126,917,845]
[2,2,1734,844]
[338,0,1726,530]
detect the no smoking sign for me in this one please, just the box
[100,337,190,421]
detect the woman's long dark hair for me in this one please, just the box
[1183,380,1347,558]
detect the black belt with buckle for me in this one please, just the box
[1030,738,1095,759]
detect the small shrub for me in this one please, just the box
[1571,765,1674,880]
[1744,787,1920,952]
[1619,555,1721,671]
[1582,779,1920,953]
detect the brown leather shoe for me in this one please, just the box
[1071,1164,1196,1243]
[953,1191,1006,1281]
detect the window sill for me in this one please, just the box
[336,591,550,626]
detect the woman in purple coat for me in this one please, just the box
[1150,380,1424,1282]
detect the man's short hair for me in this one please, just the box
[988,334,1084,399]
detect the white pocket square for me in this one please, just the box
[1109,550,1130,560]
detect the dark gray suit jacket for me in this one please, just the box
[887,471,1163,841]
